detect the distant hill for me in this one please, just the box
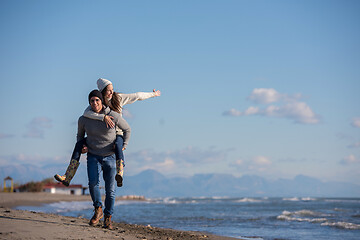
[1,164,359,197]
[120,170,360,198]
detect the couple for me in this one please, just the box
[54,78,160,229]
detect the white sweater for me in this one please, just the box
[83,91,156,135]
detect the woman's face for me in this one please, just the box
[104,84,114,100]
[90,96,103,113]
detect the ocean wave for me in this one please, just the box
[155,197,179,204]
[114,200,146,206]
[301,197,316,201]
[282,197,316,201]
[334,208,347,212]
[283,197,300,201]
[280,209,323,217]
[277,209,330,223]
[325,198,360,203]
[277,214,327,223]
[321,221,360,230]
[235,198,263,203]
[277,209,360,230]
[211,196,231,200]
[152,197,200,204]
[48,201,93,213]
[151,196,239,204]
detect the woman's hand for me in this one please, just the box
[153,89,161,97]
[104,115,115,128]
[81,145,88,154]
[122,147,126,151]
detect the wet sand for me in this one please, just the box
[0,192,240,240]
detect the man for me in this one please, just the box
[77,89,131,229]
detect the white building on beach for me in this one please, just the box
[43,183,83,195]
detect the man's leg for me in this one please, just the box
[87,153,103,226]
[102,154,116,229]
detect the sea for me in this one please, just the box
[16,197,360,240]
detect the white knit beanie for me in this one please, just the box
[97,78,112,92]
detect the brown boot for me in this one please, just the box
[103,215,113,230]
[89,206,103,226]
[54,159,80,187]
[115,159,124,187]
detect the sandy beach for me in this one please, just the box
[0,192,240,240]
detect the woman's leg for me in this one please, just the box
[54,138,86,186]
[71,138,87,161]
[114,135,125,187]
[114,135,124,162]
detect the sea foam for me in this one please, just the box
[277,209,329,223]
[48,201,93,213]
[321,221,360,230]
[235,198,263,203]
[283,197,300,201]
[277,209,360,230]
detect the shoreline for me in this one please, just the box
[0,192,146,208]
[0,192,240,240]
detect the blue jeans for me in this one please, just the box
[73,136,124,164]
[87,153,116,216]
[71,138,86,161]
[114,135,125,165]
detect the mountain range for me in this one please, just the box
[1,163,359,198]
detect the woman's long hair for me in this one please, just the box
[101,87,122,113]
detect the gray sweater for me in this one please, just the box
[77,106,131,157]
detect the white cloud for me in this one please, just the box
[23,117,52,138]
[340,154,360,165]
[351,117,360,128]
[153,158,176,171]
[132,157,177,173]
[126,146,229,175]
[231,156,272,173]
[244,106,259,115]
[266,101,320,124]
[248,88,281,104]
[223,88,320,124]
[0,154,67,166]
[253,156,272,166]
[222,108,242,116]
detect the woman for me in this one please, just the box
[54,78,161,187]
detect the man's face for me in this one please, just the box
[90,96,102,113]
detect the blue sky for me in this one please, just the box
[0,0,359,184]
